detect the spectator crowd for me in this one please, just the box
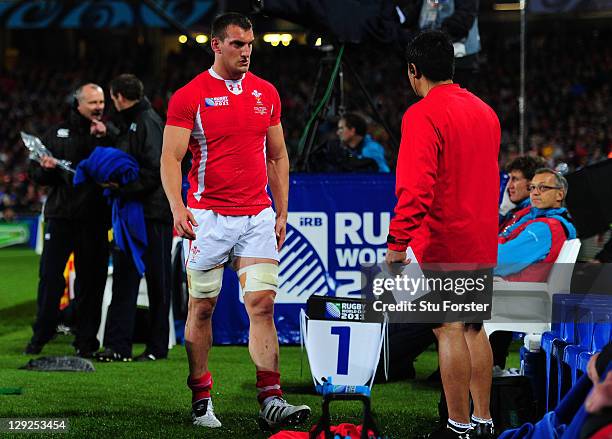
[1,27,611,218]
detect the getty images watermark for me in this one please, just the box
[361,264,494,324]
[371,273,491,313]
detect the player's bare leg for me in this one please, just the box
[433,322,472,434]
[186,295,217,378]
[235,256,310,430]
[244,289,279,371]
[465,326,494,436]
[185,266,223,428]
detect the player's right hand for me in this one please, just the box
[173,206,198,240]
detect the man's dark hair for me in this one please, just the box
[211,12,253,41]
[405,30,454,82]
[109,74,143,101]
[342,113,367,137]
[506,156,546,181]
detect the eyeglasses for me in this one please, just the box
[528,184,562,193]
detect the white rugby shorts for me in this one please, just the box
[184,207,279,271]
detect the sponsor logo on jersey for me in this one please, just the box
[204,96,229,107]
[56,128,70,138]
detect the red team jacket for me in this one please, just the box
[388,84,501,266]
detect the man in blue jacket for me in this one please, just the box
[337,113,390,172]
[496,169,576,281]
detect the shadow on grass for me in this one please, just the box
[0,300,36,336]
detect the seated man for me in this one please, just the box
[337,113,390,172]
[499,156,545,233]
[495,168,576,281]
[491,156,544,367]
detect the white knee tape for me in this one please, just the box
[187,267,223,298]
[237,263,279,294]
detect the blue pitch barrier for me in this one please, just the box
[213,173,396,345]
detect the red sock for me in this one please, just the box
[256,370,283,405]
[187,371,213,403]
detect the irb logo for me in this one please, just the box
[300,216,323,227]
[238,212,331,304]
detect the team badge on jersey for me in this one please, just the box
[225,80,243,95]
[252,89,263,105]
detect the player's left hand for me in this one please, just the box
[385,249,409,265]
[275,215,287,250]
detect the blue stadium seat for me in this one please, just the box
[562,309,593,386]
[577,318,611,375]
[545,294,612,410]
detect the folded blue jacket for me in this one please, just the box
[73,147,147,275]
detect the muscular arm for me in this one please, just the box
[161,125,197,239]
[266,123,289,249]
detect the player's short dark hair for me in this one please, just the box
[342,113,367,137]
[405,30,454,82]
[211,12,253,41]
[109,74,143,101]
[507,156,546,181]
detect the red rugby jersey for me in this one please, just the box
[166,68,281,216]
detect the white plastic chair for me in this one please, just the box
[484,239,582,336]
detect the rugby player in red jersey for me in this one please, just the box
[161,12,310,431]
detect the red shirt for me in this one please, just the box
[388,84,500,265]
[166,68,281,215]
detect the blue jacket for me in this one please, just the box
[73,147,148,275]
[358,135,390,173]
[495,207,576,277]
[499,363,612,439]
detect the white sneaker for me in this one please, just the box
[191,398,222,428]
[258,397,310,431]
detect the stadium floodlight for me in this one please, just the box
[178,34,188,44]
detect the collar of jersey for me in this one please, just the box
[208,67,245,83]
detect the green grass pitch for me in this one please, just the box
[0,248,518,438]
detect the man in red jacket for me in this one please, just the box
[386,31,500,439]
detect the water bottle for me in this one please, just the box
[316,377,371,397]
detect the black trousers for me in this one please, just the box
[104,220,172,357]
[31,218,109,352]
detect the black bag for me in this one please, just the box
[490,376,537,432]
[439,376,536,433]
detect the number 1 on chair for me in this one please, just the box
[330,326,350,375]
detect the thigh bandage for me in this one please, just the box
[237,263,279,294]
[187,267,223,298]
